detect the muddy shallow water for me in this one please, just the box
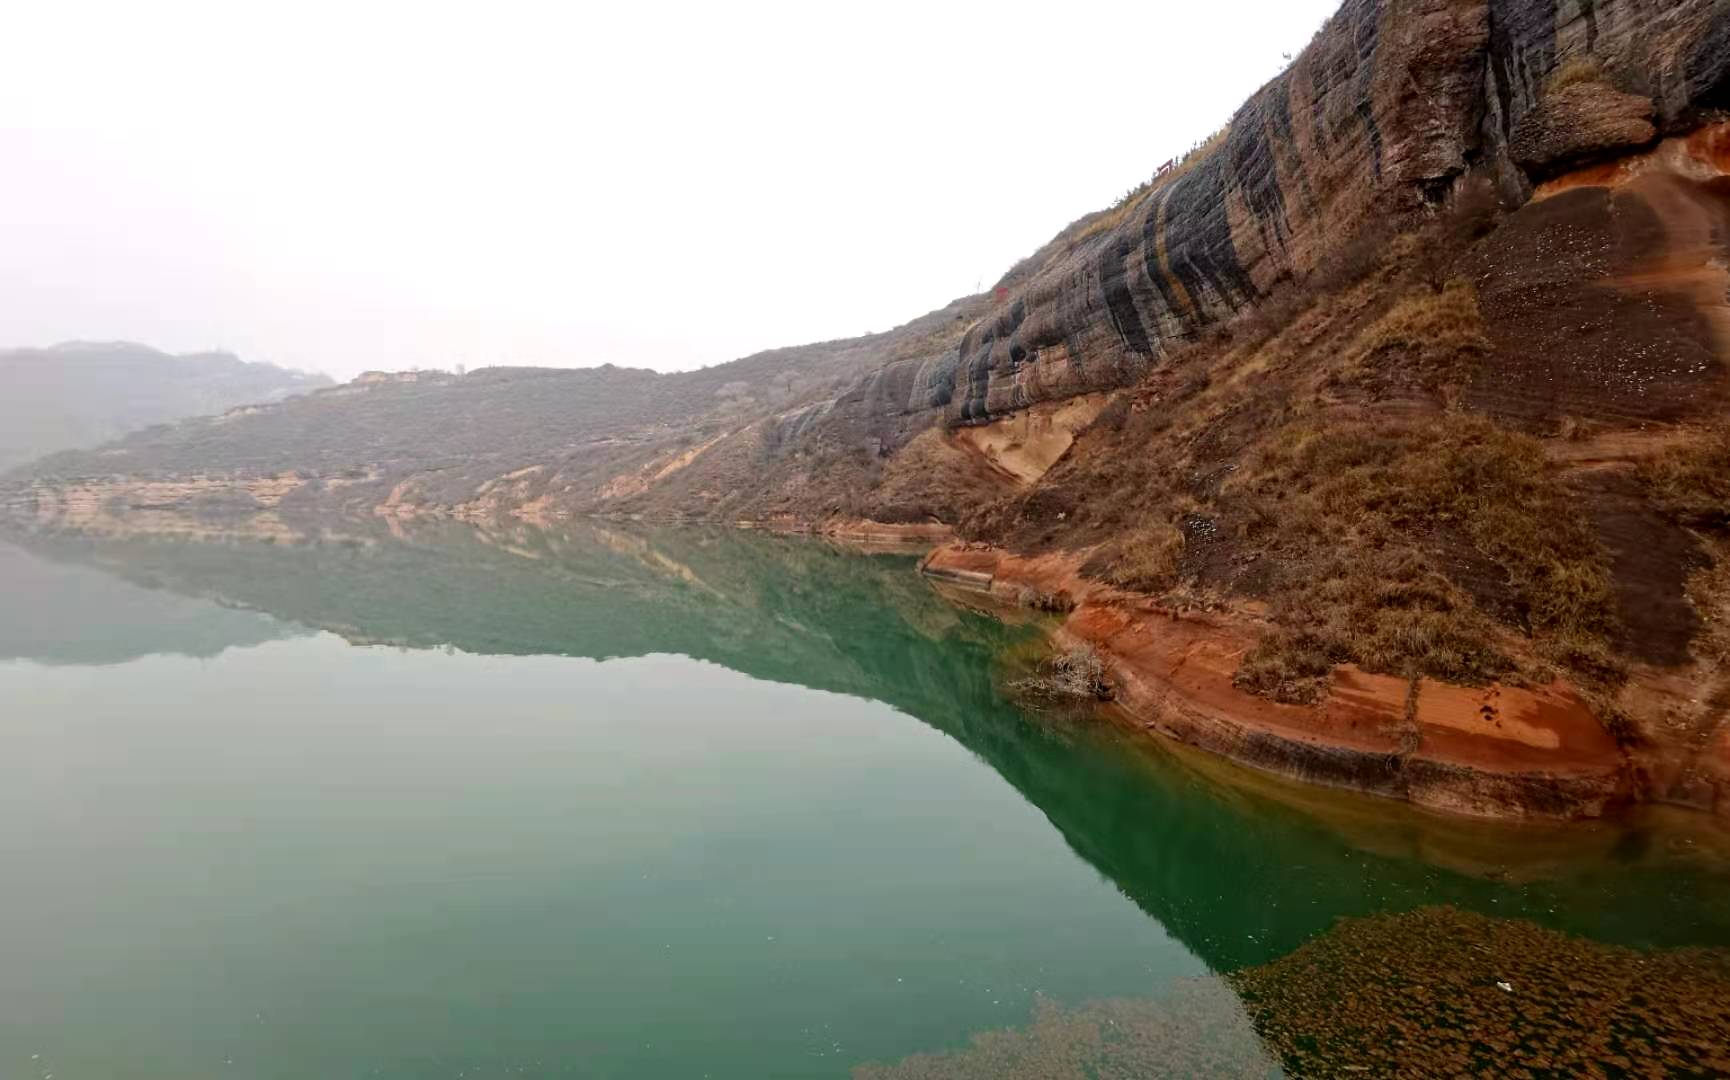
[1,519,1726,1078]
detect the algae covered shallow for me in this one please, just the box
[0,518,1726,1078]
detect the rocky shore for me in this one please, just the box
[921,542,1725,822]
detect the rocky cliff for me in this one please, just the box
[599,0,1730,525]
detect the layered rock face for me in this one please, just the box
[940,0,1478,424]
[722,0,1730,522]
[933,0,1728,427]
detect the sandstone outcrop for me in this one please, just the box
[1510,80,1657,173]
[887,0,1730,431]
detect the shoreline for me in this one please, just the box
[919,542,1724,823]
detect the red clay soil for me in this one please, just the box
[924,544,1634,821]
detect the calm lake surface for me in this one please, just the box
[2,519,1728,1078]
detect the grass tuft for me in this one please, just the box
[1098,522,1185,593]
[1548,54,1608,93]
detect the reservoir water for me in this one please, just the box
[2,519,1727,1078]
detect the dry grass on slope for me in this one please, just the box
[866,427,1016,525]
[1330,277,1490,398]
[963,193,1634,707]
[1640,427,1730,531]
[1081,412,1618,705]
[1639,428,1730,665]
[1224,416,1618,702]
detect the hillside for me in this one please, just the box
[0,341,331,472]
[2,296,986,518]
[8,0,1730,819]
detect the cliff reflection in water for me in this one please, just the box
[6,513,1730,978]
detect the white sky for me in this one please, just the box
[0,0,1341,380]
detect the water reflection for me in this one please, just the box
[5,513,1729,1075]
[8,514,1730,959]
[0,540,299,665]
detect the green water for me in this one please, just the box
[1,519,1727,1078]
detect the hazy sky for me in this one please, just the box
[2,0,1341,380]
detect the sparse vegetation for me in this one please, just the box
[864,427,1006,526]
[1638,427,1730,667]
[1354,279,1488,361]
[962,182,1623,705]
[1688,551,1730,665]
[1641,427,1730,529]
[1330,278,1490,398]
[1099,521,1184,594]
[1056,406,1619,703]
[1042,125,1234,256]
[1010,644,1112,702]
[1226,416,1618,691]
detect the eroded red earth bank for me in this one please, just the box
[926,544,1675,820]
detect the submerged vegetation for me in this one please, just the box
[853,983,1278,1080]
[1234,907,1730,1078]
[859,906,1730,1079]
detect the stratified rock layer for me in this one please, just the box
[938,0,1729,428]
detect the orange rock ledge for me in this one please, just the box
[922,543,1636,821]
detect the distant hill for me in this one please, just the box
[0,341,332,471]
[0,301,983,520]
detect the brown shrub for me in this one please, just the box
[1013,585,1075,614]
[1233,629,1337,703]
[1307,222,1397,295]
[1010,645,1112,702]
[1091,393,1132,433]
